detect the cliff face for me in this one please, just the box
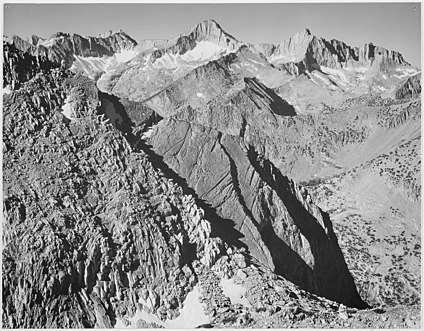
[3,41,58,89]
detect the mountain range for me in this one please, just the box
[2,19,421,328]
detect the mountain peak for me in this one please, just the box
[193,19,222,31]
[291,28,314,43]
[189,19,229,40]
[99,29,129,38]
[298,28,312,36]
[179,18,240,50]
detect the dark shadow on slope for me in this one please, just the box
[244,77,296,116]
[98,93,248,252]
[136,139,248,251]
[98,92,162,136]
[218,136,315,291]
[260,223,316,294]
[99,91,367,309]
[246,146,370,309]
[98,92,134,135]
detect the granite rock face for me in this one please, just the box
[10,31,137,67]
[165,19,240,54]
[3,41,58,89]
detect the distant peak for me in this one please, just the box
[198,19,221,28]
[186,18,239,47]
[99,29,128,38]
[28,35,43,46]
[191,19,225,36]
[293,28,313,39]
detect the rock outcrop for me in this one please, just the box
[395,73,421,99]
[3,41,58,89]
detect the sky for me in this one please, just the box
[3,2,422,67]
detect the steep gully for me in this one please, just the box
[98,92,369,309]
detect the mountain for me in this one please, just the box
[9,19,418,102]
[2,18,421,328]
[9,30,137,68]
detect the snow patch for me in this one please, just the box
[153,53,178,69]
[311,71,331,85]
[268,53,294,64]
[61,98,75,120]
[3,86,13,95]
[196,92,205,99]
[142,127,155,139]
[38,35,64,48]
[220,278,251,308]
[247,58,266,66]
[115,286,209,328]
[393,68,418,79]
[114,49,138,63]
[164,286,209,328]
[353,66,369,73]
[396,67,418,74]
[152,41,229,69]
[71,50,138,79]
[181,41,227,62]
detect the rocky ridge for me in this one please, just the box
[8,20,419,101]
[3,41,58,90]
[9,31,137,67]
[254,28,411,74]
[3,67,238,327]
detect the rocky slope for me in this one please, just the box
[3,58,420,330]
[137,52,421,309]
[3,66,242,328]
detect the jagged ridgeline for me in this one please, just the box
[2,54,240,328]
[3,18,421,328]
